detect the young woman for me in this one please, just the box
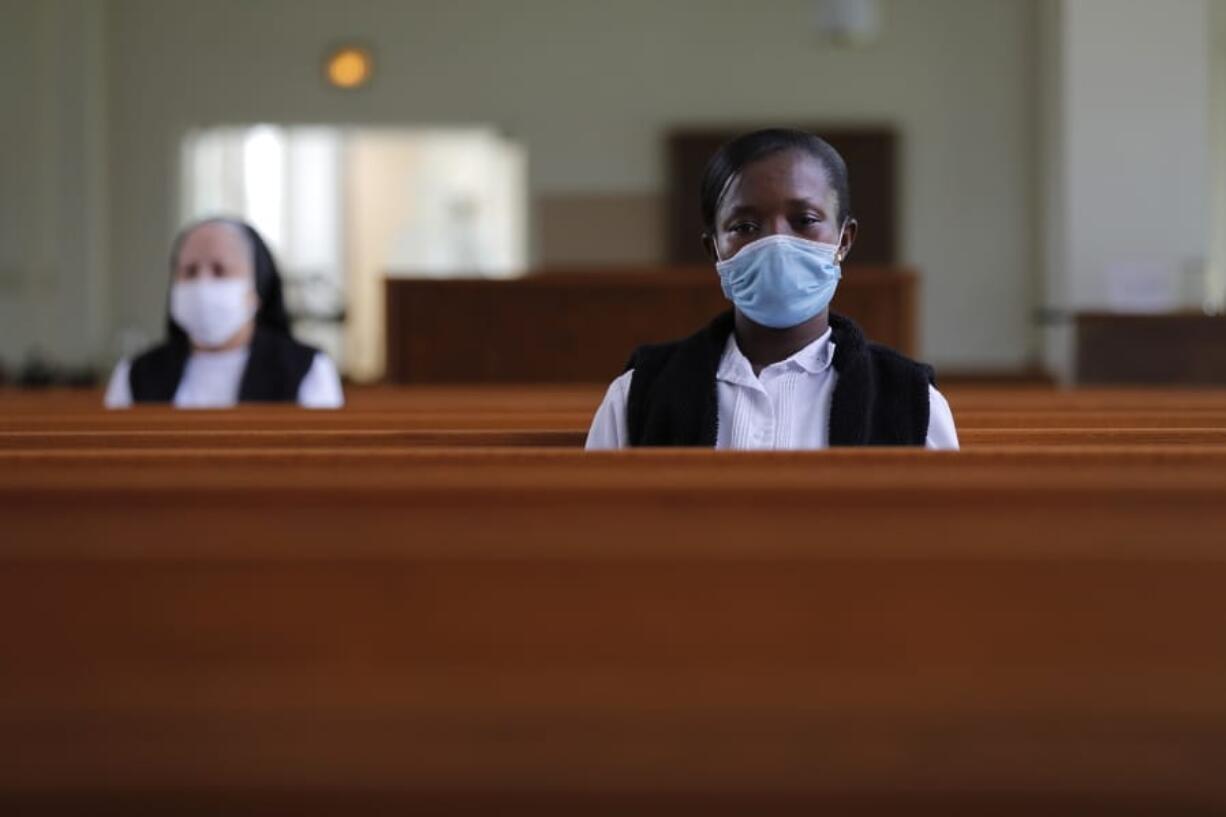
[104,218,344,409]
[586,128,957,449]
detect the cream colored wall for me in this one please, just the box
[0,0,109,370]
[1061,0,1210,309]
[9,1,1221,376]
[1038,0,1213,381]
[99,0,1040,372]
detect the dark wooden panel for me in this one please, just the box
[384,267,916,384]
[13,385,1226,419]
[667,127,898,265]
[0,428,587,449]
[3,449,1226,813]
[1076,313,1226,385]
[1,791,1211,817]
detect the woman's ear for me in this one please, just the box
[836,219,858,263]
[701,233,719,264]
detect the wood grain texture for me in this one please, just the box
[2,387,1226,814]
[1076,313,1226,385]
[384,268,916,383]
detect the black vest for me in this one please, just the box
[128,328,318,404]
[625,311,934,447]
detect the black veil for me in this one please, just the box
[165,218,294,346]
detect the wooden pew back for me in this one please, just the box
[3,387,1226,814]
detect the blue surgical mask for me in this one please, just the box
[714,234,843,329]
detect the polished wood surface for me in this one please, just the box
[1076,312,1226,385]
[2,386,1226,815]
[9,385,1226,433]
[384,267,917,383]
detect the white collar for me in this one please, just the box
[716,328,835,388]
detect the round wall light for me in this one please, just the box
[325,45,375,90]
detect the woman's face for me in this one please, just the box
[706,149,857,262]
[174,221,257,286]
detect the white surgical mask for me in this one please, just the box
[715,234,843,329]
[170,279,257,347]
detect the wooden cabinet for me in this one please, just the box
[1076,312,1226,385]
[385,267,917,384]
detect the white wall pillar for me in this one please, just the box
[1040,0,1212,381]
[1210,0,1226,314]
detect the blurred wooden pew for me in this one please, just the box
[6,385,1226,447]
[3,386,1226,814]
[2,448,1226,815]
[6,386,1226,449]
[7,427,1226,450]
[0,428,588,449]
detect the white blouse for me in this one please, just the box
[104,347,345,409]
[586,329,959,450]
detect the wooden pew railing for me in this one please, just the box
[7,428,1226,450]
[4,450,1226,815]
[8,382,1226,452]
[3,387,1226,814]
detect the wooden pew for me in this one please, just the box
[958,428,1226,445]
[0,428,587,450]
[8,414,1226,439]
[6,386,1226,453]
[7,428,1226,451]
[3,449,1226,814]
[9,386,1226,426]
[11,385,1226,415]
[4,378,1226,812]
